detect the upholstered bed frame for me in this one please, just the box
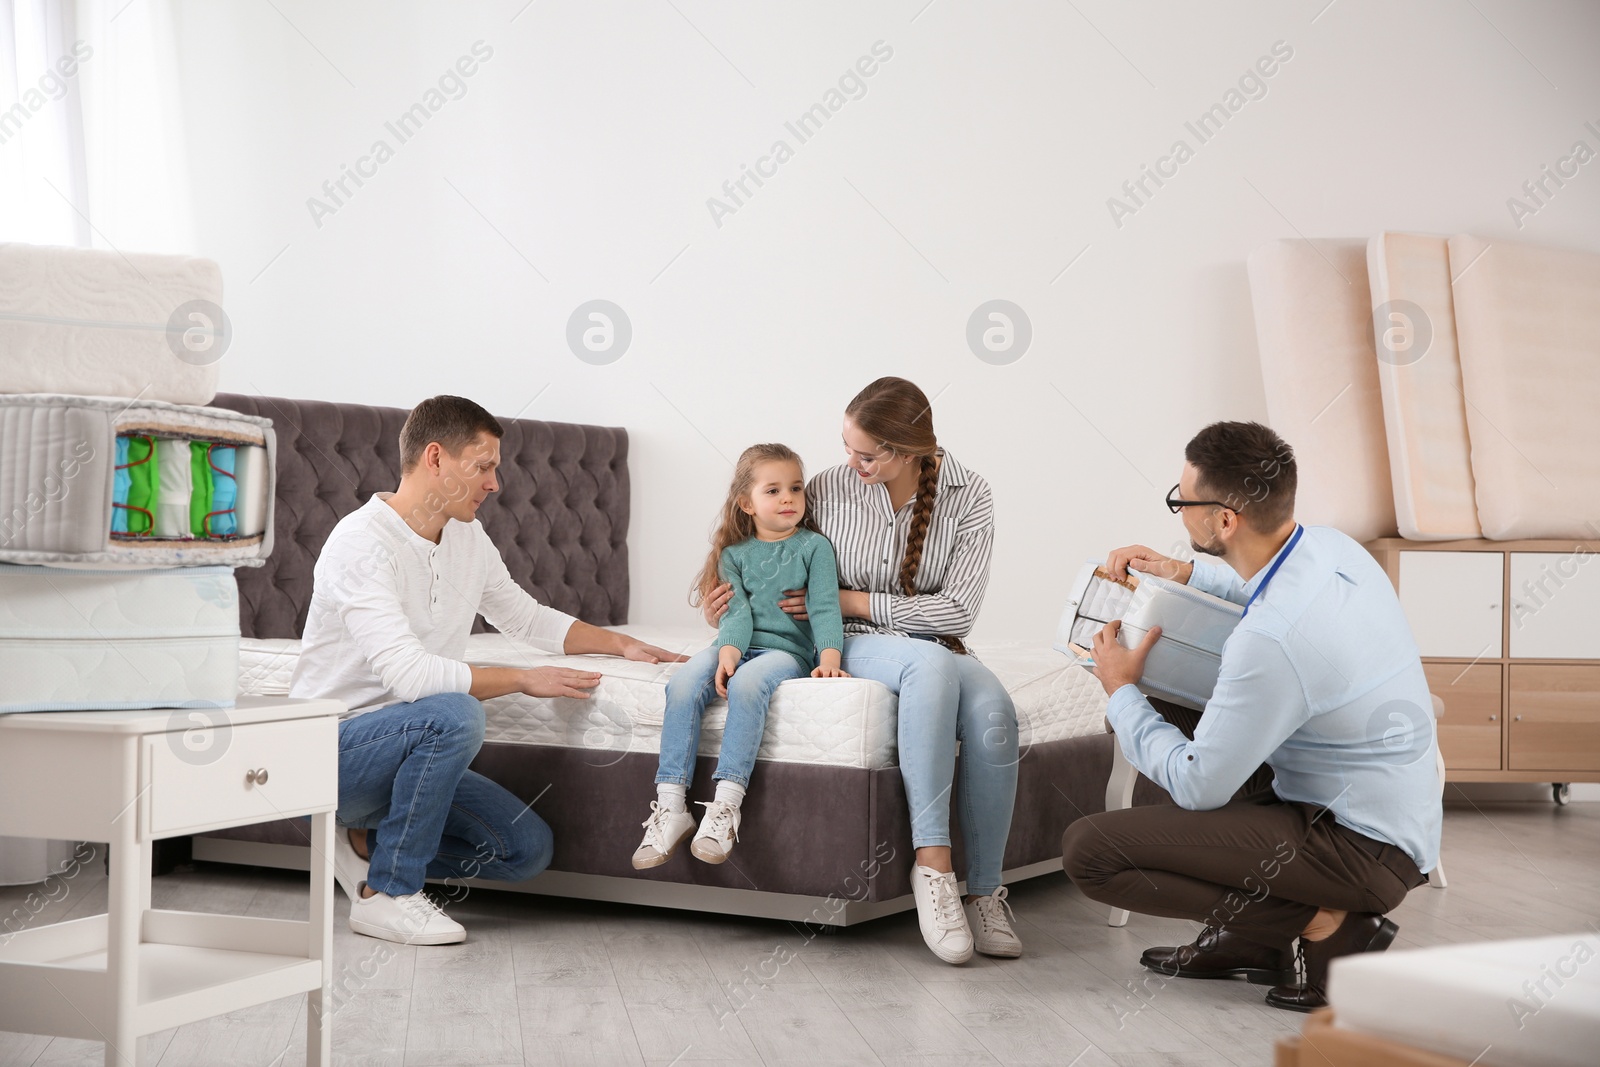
[192,394,1153,924]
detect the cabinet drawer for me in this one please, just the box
[1424,662,1502,770]
[1509,553,1600,659]
[146,715,338,837]
[1509,665,1600,772]
[1399,552,1503,658]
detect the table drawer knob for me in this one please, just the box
[246,767,270,786]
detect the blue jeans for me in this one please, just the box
[336,691,553,897]
[840,633,1019,896]
[657,645,808,789]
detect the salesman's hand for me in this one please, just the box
[619,637,690,664]
[1105,544,1193,585]
[521,666,602,699]
[1091,620,1162,696]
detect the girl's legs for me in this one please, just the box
[951,654,1020,897]
[636,645,720,869]
[655,645,722,789]
[713,649,807,787]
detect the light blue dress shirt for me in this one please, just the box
[1106,524,1442,874]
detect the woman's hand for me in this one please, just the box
[701,582,734,626]
[838,589,872,620]
[1104,544,1193,584]
[714,645,742,697]
[778,587,809,619]
[811,665,851,679]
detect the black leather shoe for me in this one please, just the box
[1140,926,1297,986]
[1265,912,1399,1012]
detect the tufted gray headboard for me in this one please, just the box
[210,394,629,640]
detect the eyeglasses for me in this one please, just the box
[1165,483,1241,514]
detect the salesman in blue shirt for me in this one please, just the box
[1062,421,1442,1013]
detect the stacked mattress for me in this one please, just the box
[1250,233,1600,542]
[236,625,1112,769]
[0,244,266,713]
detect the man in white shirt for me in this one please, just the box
[290,395,682,945]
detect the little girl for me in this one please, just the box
[632,443,848,868]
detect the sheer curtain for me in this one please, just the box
[0,0,193,251]
[0,0,193,885]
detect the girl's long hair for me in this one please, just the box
[691,443,813,606]
[846,377,965,652]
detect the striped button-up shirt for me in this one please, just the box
[807,450,995,638]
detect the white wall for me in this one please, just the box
[168,0,1600,636]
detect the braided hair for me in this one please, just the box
[845,378,966,653]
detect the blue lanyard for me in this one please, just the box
[1241,525,1303,619]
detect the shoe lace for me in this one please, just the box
[924,870,965,932]
[641,801,676,847]
[398,891,449,930]
[696,800,739,841]
[975,886,1016,935]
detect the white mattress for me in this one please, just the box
[1367,232,1481,540]
[1450,235,1600,540]
[1248,238,1398,543]
[0,563,239,712]
[0,242,224,406]
[1329,933,1600,1067]
[238,626,1109,771]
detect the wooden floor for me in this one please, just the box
[3,799,1597,1066]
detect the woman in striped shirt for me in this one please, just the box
[703,377,1021,965]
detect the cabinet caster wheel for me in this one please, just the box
[1553,783,1571,806]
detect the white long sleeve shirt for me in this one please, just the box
[289,494,576,717]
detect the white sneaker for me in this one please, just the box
[689,800,741,864]
[910,865,974,965]
[348,887,466,945]
[632,801,697,869]
[965,886,1023,958]
[331,827,369,900]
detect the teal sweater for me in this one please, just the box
[715,527,844,668]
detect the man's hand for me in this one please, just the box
[715,645,742,697]
[520,666,602,699]
[1105,544,1193,584]
[619,637,690,664]
[1091,619,1162,695]
[701,583,734,626]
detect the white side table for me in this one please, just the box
[0,696,343,1066]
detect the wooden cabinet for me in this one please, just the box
[1424,662,1502,770]
[1368,537,1600,787]
[1509,665,1600,772]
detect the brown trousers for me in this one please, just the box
[1061,699,1426,947]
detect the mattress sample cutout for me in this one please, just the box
[0,393,276,566]
[1248,238,1397,543]
[0,563,240,712]
[1450,235,1600,540]
[1054,561,1243,710]
[0,243,224,405]
[1366,232,1480,540]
